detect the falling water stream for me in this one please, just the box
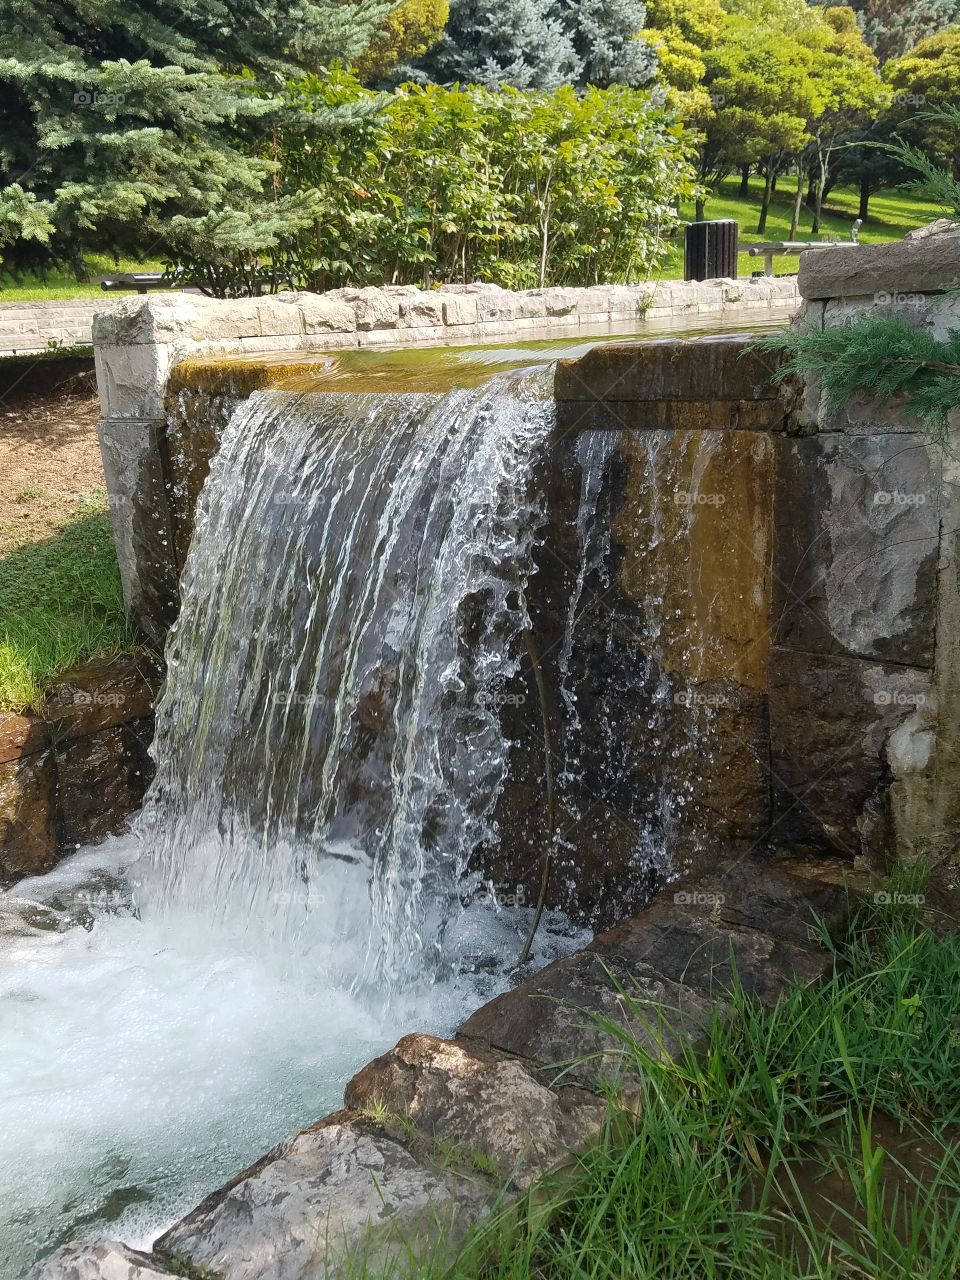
[0,370,589,1276]
[0,317,785,1275]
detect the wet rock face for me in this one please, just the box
[0,654,163,882]
[492,336,786,925]
[31,1241,176,1279]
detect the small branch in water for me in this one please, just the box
[519,627,555,967]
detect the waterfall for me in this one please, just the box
[138,370,556,991]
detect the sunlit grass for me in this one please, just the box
[0,493,142,710]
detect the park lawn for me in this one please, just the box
[657,177,941,279]
[0,252,166,302]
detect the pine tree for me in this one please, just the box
[0,0,391,276]
[551,0,657,87]
[414,0,581,89]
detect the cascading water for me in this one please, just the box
[0,369,588,1276]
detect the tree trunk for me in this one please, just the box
[695,196,706,221]
[757,164,775,235]
[739,164,750,197]
[859,174,871,221]
[789,162,804,240]
[770,170,778,194]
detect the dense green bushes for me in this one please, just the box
[165,75,693,295]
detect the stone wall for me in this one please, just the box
[0,298,118,356]
[0,654,163,882]
[541,229,960,880]
[91,278,798,642]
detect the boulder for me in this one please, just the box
[0,750,58,881]
[156,1117,487,1280]
[345,1034,604,1187]
[30,1241,175,1279]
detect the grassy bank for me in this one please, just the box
[404,872,960,1280]
[659,178,939,280]
[0,495,140,710]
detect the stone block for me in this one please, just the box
[0,749,58,883]
[0,711,48,764]
[297,294,357,335]
[768,647,933,857]
[772,433,940,666]
[328,287,399,331]
[42,654,163,744]
[156,1117,486,1280]
[54,719,155,849]
[90,295,199,347]
[94,342,174,420]
[398,293,445,328]
[345,1034,604,1188]
[799,234,960,301]
[555,335,785,404]
[441,294,479,326]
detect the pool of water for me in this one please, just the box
[0,839,585,1274]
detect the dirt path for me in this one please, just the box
[0,367,104,554]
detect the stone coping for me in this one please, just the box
[798,229,960,301]
[34,855,853,1279]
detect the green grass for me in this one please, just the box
[0,493,141,710]
[0,254,166,302]
[657,177,941,280]
[385,869,960,1280]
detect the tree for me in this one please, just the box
[884,26,960,180]
[824,0,960,63]
[550,0,657,86]
[0,0,391,276]
[412,0,581,88]
[805,7,887,233]
[414,0,657,88]
[640,0,725,114]
[355,0,449,85]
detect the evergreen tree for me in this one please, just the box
[824,0,960,62]
[551,0,657,86]
[0,0,391,275]
[414,0,581,89]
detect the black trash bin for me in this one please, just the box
[684,219,739,281]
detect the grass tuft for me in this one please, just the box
[0,493,141,711]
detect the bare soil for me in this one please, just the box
[0,364,103,554]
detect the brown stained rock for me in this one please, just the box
[591,895,835,1006]
[768,647,932,858]
[0,710,48,763]
[42,654,163,745]
[156,1116,488,1280]
[554,336,785,405]
[555,397,792,435]
[772,433,940,668]
[344,1033,604,1188]
[672,858,853,945]
[458,949,716,1091]
[0,749,58,881]
[55,719,155,849]
[30,1241,176,1279]
[798,234,960,301]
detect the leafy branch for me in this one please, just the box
[753,314,960,438]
